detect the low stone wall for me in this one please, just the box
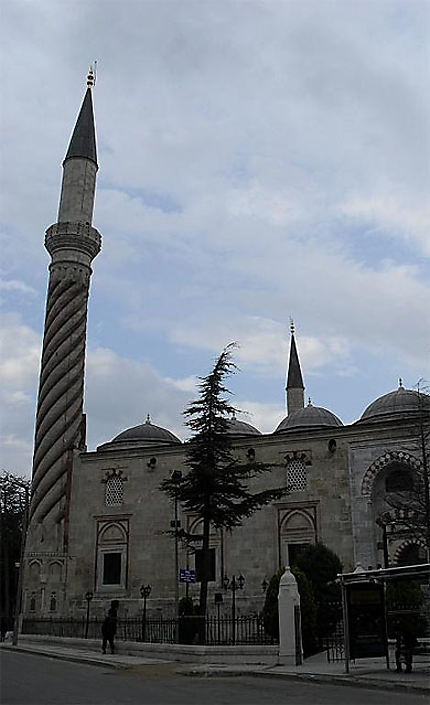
[20,634,279,665]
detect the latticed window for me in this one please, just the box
[287,459,307,491]
[105,476,124,506]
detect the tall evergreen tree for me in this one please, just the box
[0,471,30,626]
[161,343,289,617]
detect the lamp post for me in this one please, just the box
[214,592,223,644]
[223,574,245,645]
[140,584,151,642]
[84,591,93,638]
[376,516,389,568]
[170,469,182,642]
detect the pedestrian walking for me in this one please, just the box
[395,621,417,673]
[101,600,119,654]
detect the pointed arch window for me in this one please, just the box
[49,592,57,612]
[96,520,129,591]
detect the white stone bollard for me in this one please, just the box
[278,567,302,665]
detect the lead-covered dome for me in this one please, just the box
[275,403,343,433]
[359,385,430,423]
[98,415,182,451]
[226,418,262,437]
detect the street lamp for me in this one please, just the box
[376,516,389,568]
[214,592,223,644]
[223,574,245,645]
[140,584,152,642]
[84,591,93,639]
[170,469,182,641]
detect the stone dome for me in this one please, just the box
[226,418,262,437]
[275,404,343,433]
[98,415,182,450]
[359,385,430,423]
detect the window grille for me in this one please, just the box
[287,459,307,492]
[105,476,124,506]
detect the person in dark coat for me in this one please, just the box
[101,600,119,654]
[395,621,418,673]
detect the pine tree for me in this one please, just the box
[160,343,289,618]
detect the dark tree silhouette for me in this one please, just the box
[161,343,289,619]
[0,471,30,627]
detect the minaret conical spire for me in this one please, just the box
[58,69,98,224]
[286,320,305,415]
[64,86,97,166]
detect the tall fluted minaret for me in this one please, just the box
[29,70,101,543]
[286,320,305,415]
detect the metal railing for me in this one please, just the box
[22,614,276,646]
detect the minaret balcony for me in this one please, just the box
[45,221,102,262]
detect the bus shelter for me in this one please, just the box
[339,563,430,673]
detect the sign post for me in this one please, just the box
[179,568,196,583]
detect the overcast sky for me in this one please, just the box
[1,0,429,477]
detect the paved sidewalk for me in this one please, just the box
[2,639,429,694]
[185,651,430,694]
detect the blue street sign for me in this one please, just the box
[179,568,196,583]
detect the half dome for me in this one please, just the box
[359,385,430,423]
[275,404,343,433]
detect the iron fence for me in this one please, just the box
[22,614,276,646]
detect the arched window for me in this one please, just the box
[280,508,316,566]
[29,560,41,581]
[105,476,124,506]
[286,459,307,492]
[96,521,128,591]
[189,518,219,584]
[395,542,426,566]
[49,592,57,612]
[385,469,413,493]
[29,592,36,612]
[49,561,62,582]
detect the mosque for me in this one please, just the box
[22,73,429,619]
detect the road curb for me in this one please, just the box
[1,644,126,670]
[182,667,430,694]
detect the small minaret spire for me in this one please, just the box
[286,319,305,415]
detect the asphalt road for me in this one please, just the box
[1,650,427,705]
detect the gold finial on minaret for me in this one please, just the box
[87,63,96,88]
[289,317,295,335]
